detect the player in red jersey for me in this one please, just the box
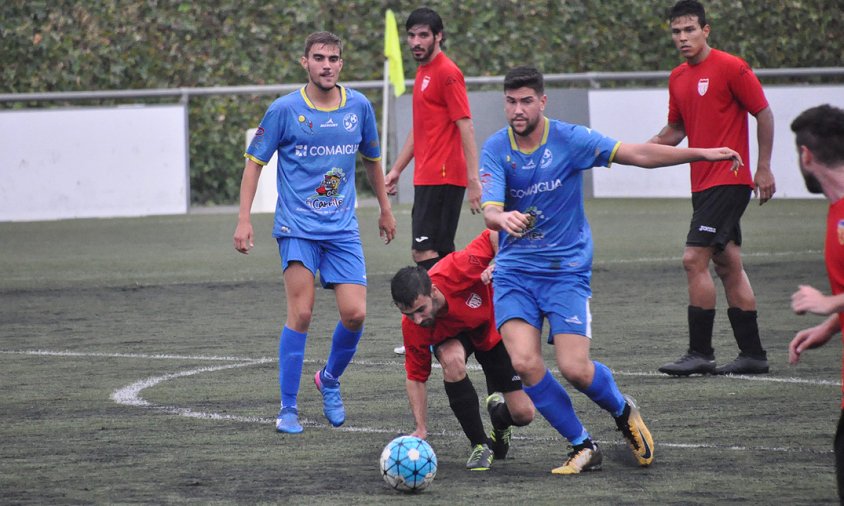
[386,7,482,355]
[651,1,777,376]
[788,104,844,501]
[390,229,534,471]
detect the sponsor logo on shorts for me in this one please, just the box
[564,315,583,325]
[698,225,717,234]
[414,236,428,243]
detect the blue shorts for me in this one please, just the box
[493,271,592,343]
[277,236,367,289]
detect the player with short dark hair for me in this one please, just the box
[788,103,844,501]
[651,0,776,376]
[482,65,743,474]
[233,31,396,434]
[391,229,535,471]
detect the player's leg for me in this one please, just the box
[435,337,493,471]
[276,247,318,433]
[312,238,368,427]
[836,410,844,502]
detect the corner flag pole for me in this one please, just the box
[383,9,406,175]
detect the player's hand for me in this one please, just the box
[379,209,397,245]
[384,169,399,196]
[789,325,832,365]
[467,178,482,215]
[233,221,254,254]
[498,210,530,238]
[753,163,776,205]
[481,265,495,285]
[791,284,833,315]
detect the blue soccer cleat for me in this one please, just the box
[276,406,303,434]
[314,369,345,427]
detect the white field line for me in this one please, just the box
[0,348,836,454]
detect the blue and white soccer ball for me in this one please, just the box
[379,435,437,492]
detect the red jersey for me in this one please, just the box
[824,199,844,407]
[403,229,499,382]
[411,51,472,187]
[667,49,769,192]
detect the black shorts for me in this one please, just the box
[836,410,844,500]
[434,334,522,394]
[687,185,751,251]
[411,184,465,255]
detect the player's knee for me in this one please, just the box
[339,308,366,330]
[287,308,313,330]
[438,354,467,381]
[510,402,535,426]
[558,361,591,390]
[509,355,544,384]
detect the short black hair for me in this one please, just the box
[504,66,544,95]
[668,0,707,27]
[391,266,432,308]
[791,104,844,166]
[406,7,446,47]
[304,31,342,57]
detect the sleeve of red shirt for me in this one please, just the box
[667,68,683,125]
[402,317,433,382]
[441,67,472,123]
[728,60,769,116]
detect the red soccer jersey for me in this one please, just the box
[824,199,844,407]
[402,229,499,382]
[667,49,769,192]
[411,51,472,187]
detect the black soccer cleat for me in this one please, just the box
[658,352,716,376]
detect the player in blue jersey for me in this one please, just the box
[233,32,397,434]
[480,66,742,474]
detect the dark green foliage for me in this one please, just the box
[1,1,841,204]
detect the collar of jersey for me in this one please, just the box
[299,85,347,111]
[508,117,549,155]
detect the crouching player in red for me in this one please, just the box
[390,229,535,471]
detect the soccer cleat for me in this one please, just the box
[657,352,716,376]
[486,392,512,459]
[393,345,406,355]
[714,353,769,375]
[552,441,603,475]
[614,395,654,466]
[275,406,303,434]
[313,369,345,427]
[466,443,494,471]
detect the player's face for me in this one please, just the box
[798,146,824,194]
[406,24,441,64]
[301,44,343,92]
[505,87,546,137]
[670,15,710,63]
[397,294,437,328]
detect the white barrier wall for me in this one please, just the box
[245,128,278,214]
[589,85,844,198]
[0,104,188,221]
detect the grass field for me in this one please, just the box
[1,198,840,504]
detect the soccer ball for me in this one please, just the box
[379,435,437,492]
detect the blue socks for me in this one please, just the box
[523,369,589,444]
[324,321,362,381]
[578,361,626,418]
[279,326,307,409]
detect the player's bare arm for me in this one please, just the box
[455,118,482,214]
[615,143,742,170]
[791,284,844,316]
[233,159,263,254]
[788,315,839,365]
[362,158,397,244]
[648,121,686,146]
[385,129,415,195]
[753,106,776,205]
[406,378,429,440]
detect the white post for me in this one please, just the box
[381,59,390,175]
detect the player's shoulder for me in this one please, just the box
[482,126,511,151]
[710,49,754,73]
[341,86,369,104]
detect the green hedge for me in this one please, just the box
[2,1,841,204]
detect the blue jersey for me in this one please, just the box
[245,86,381,240]
[480,117,620,275]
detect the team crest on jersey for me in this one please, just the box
[307,167,346,209]
[465,293,482,309]
[697,78,709,96]
[343,113,359,132]
[421,75,431,91]
[540,148,553,169]
[838,220,844,245]
[505,155,517,171]
[298,114,314,134]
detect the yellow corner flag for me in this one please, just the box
[384,9,406,97]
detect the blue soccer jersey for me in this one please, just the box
[480,117,620,274]
[245,86,381,240]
